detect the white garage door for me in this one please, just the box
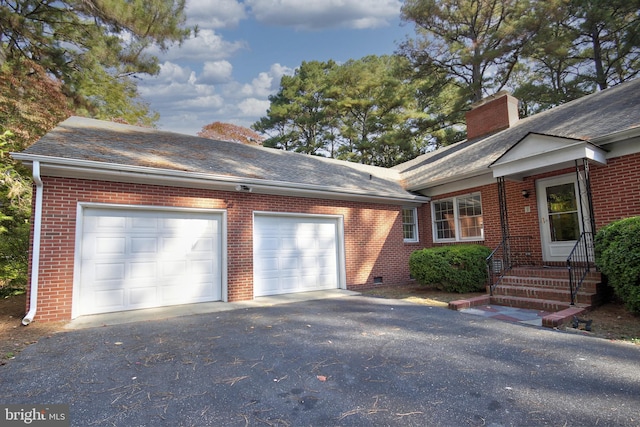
[78,207,223,316]
[254,214,341,297]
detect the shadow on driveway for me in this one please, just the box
[1,295,639,426]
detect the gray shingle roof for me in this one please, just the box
[19,116,418,201]
[17,79,640,199]
[395,78,640,190]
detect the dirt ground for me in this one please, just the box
[0,294,66,364]
[2,286,639,363]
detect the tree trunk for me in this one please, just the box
[591,25,607,90]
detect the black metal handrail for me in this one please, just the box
[567,231,594,305]
[486,235,533,295]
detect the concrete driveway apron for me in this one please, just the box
[1,293,639,426]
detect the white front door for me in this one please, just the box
[536,175,583,262]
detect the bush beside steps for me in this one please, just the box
[409,244,491,293]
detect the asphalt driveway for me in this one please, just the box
[1,294,639,426]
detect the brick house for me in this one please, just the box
[12,78,640,324]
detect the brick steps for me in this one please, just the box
[448,295,591,328]
[499,276,601,293]
[449,267,605,329]
[489,295,575,312]
[492,285,600,305]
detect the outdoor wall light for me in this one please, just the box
[521,189,530,198]
[235,184,252,192]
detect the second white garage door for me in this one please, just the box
[77,207,223,317]
[253,214,343,297]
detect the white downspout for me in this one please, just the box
[22,161,43,326]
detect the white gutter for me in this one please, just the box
[11,153,429,205]
[22,160,43,325]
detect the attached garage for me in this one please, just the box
[14,117,430,323]
[253,213,345,297]
[74,205,225,317]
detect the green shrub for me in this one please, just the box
[409,244,491,293]
[594,216,640,313]
[0,220,30,289]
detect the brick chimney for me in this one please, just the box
[465,91,519,140]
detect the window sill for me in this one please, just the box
[433,238,485,244]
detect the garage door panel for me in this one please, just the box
[160,238,187,255]
[192,237,215,252]
[160,285,183,303]
[254,215,341,297]
[297,238,316,250]
[258,278,280,295]
[191,259,216,274]
[317,237,335,249]
[79,208,223,316]
[93,288,126,310]
[131,237,158,254]
[256,237,278,251]
[94,237,126,255]
[94,215,127,230]
[280,256,300,271]
[131,216,158,229]
[129,286,157,306]
[300,256,318,269]
[92,262,126,282]
[161,260,187,277]
[130,261,157,279]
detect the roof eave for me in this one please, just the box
[589,125,640,146]
[11,153,429,206]
[404,168,490,192]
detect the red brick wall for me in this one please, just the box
[590,152,640,228]
[426,152,640,264]
[26,177,424,321]
[26,152,639,322]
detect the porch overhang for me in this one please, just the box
[489,133,608,180]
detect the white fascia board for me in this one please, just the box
[404,169,491,193]
[490,142,607,178]
[590,126,640,146]
[11,154,429,206]
[418,172,496,197]
[599,135,640,159]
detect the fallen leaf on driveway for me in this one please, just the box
[317,375,327,382]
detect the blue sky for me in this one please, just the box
[137,0,413,135]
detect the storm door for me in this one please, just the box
[536,175,583,262]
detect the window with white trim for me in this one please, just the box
[402,207,418,242]
[432,194,483,242]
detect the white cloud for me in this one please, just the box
[199,60,233,84]
[176,94,225,110]
[138,60,291,135]
[154,61,194,83]
[245,71,275,98]
[153,29,247,62]
[238,98,271,117]
[139,62,214,104]
[235,63,293,98]
[268,63,295,83]
[185,0,246,29]
[246,0,401,30]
